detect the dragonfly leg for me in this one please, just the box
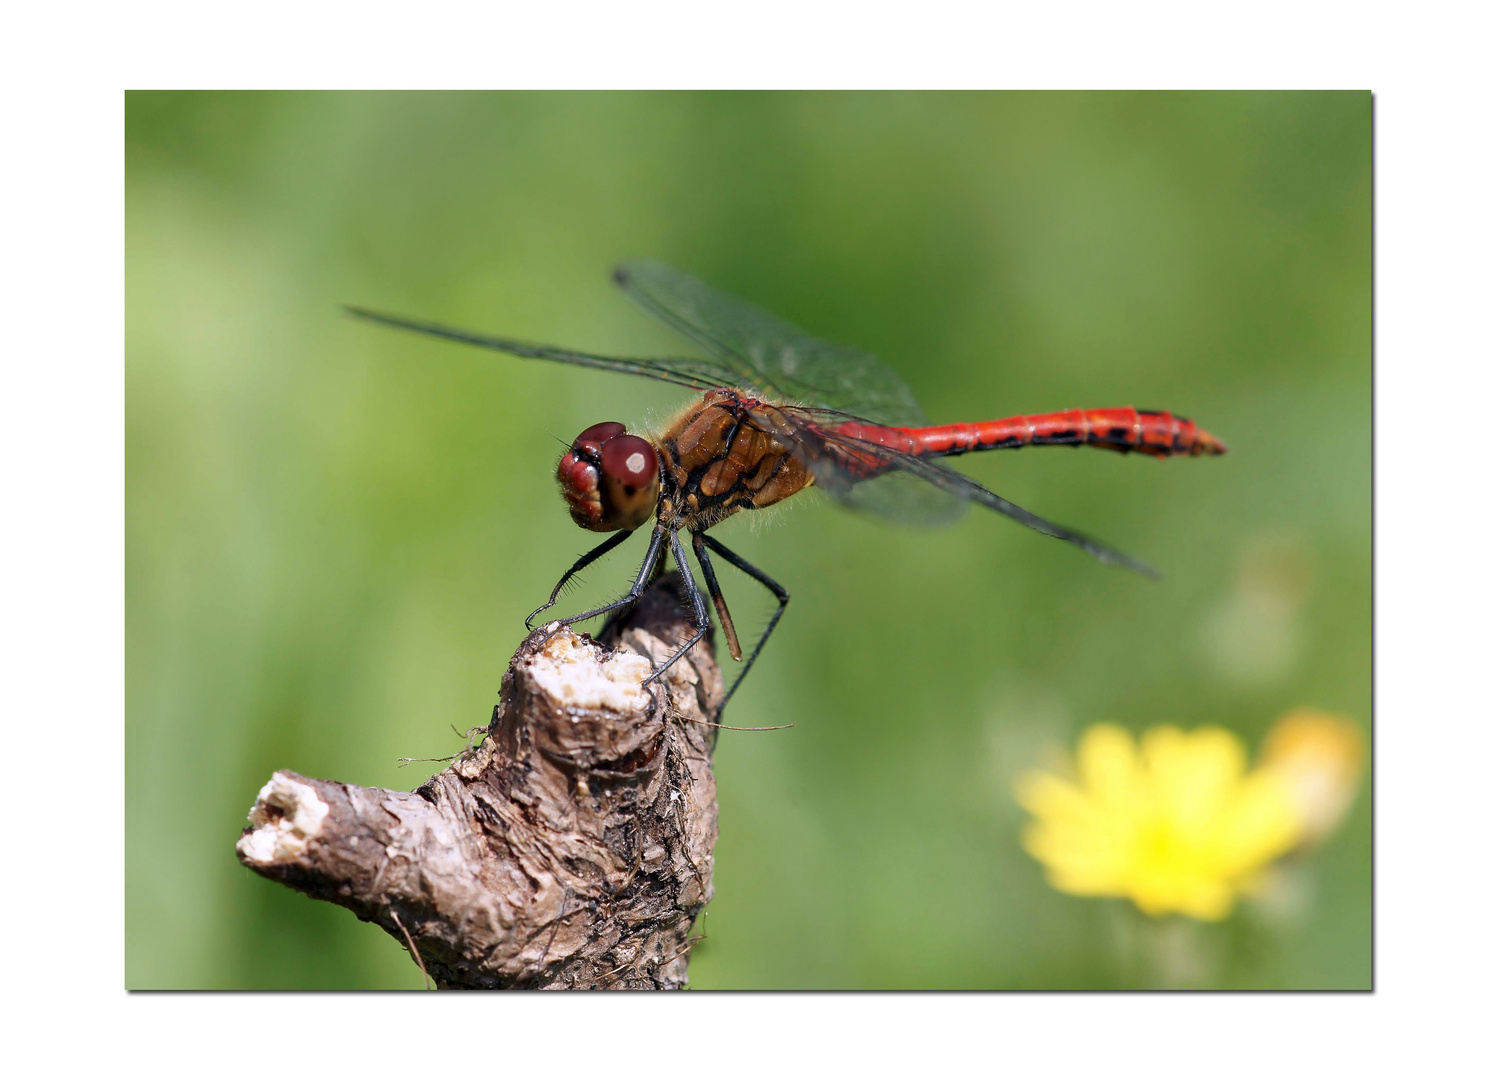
[690,531,743,662]
[640,530,712,688]
[699,533,790,713]
[526,529,635,629]
[547,523,667,627]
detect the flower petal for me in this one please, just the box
[1014,721,1310,922]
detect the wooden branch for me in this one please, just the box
[236,574,722,989]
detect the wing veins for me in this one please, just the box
[613,283,808,403]
[800,421,1160,577]
[613,261,931,426]
[344,306,724,393]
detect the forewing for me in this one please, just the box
[344,306,731,392]
[614,260,931,426]
[793,416,1158,575]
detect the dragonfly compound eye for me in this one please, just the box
[598,434,660,532]
[557,424,659,532]
[572,421,627,459]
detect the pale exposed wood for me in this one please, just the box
[236,576,722,989]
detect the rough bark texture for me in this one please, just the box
[236,575,721,989]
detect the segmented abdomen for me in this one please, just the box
[836,407,1227,461]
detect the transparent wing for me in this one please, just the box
[344,306,734,393]
[614,260,932,427]
[785,409,1158,575]
[823,467,972,527]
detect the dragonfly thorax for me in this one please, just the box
[558,421,662,532]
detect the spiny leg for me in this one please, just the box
[699,533,790,712]
[640,529,712,689]
[691,531,742,662]
[526,529,634,629]
[548,523,668,627]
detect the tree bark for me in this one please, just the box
[236,574,721,989]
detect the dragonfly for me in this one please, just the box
[348,261,1225,712]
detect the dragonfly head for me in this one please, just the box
[557,421,661,532]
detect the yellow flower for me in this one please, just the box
[1015,724,1303,921]
[1257,708,1365,848]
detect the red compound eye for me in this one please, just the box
[601,435,657,487]
[598,434,660,531]
[558,425,659,532]
[572,421,626,458]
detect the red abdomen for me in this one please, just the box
[836,407,1227,461]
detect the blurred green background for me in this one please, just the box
[126,91,1370,989]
